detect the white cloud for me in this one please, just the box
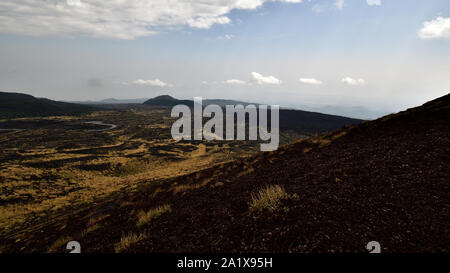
[251,72,282,85]
[124,79,169,87]
[218,34,235,40]
[187,16,231,29]
[299,78,323,85]
[226,79,246,85]
[0,0,302,40]
[366,0,381,6]
[334,0,345,10]
[67,0,82,7]
[419,17,450,40]
[341,77,366,86]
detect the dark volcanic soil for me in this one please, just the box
[5,94,450,253]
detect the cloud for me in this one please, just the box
[187,16,231,29]
[226,79,246,85]
[122,79,169,87]
[366,0,381,6]
[0,0,302,40]
[341,77,366,86]
[251,72,282,85]
[218,34,235,40]
[334,0,345,10]
[299,78,323,85]
[419,17,450,40]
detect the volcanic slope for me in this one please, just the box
[12,93,450,253]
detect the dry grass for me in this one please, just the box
[0,110,306,249]
[80,215,105,238]
[136,204,172,227]
[249,185,292,212]
[81,224,101,237]
[112,160,148,176]
[47,236,72,253]
[331,130,348,140]
[0,132,251,237]
[171,175,215,194]
[172,183,202,194]
[114,232,147,253]
[311,137,331,147]
[236,167,255,178]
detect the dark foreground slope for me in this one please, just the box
[95,93,449,253]
[4,94,449,253]
[0,91,98,119]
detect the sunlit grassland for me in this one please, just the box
[0,109,268,242]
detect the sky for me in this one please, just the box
[0,0,450,117]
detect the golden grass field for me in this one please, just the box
[0,108,307,251]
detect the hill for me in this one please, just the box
[4,93,447,253]
[96,93,450,252]
[143,95,363,135]
[71,98,149,104]
[143,95,194,107]
[96,93,447,253]
[0,91,98,119]
[143,95,254,108]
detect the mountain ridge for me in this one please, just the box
[0,91,99,119]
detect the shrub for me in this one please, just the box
[114,232,147,253]
[136,204,171,227]
[48,236,72,253]
[249,185,291,212]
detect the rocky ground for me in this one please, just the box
[1,94,449,253]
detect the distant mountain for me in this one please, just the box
[73,95,386,119]
[72,98,149,104]
[143,95,257,108]
[73,94,381,119]
[277,109,362,134]
[292,104,388,120]
[143,95,194,107]
[0,91,98,119]
[143,95,363,134]
[202,99,259,107]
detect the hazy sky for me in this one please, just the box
[0,0,449,114]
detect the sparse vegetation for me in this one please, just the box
[249,185,293,212]
[47,236,72,253]
[114,232,147,253]
[0,110,265,246]
[81,224,101,237]
[136,204,172,227]
[80,215,106,237]
[0,98,363,252]
[112,160,148,176]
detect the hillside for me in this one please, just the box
[143,95,363,135]
[4,93,448,253]
[143,95,194,107]
[104,93,448,253]
[71,98,149,105]
[0,91,98,119]
[143,95,254,108]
